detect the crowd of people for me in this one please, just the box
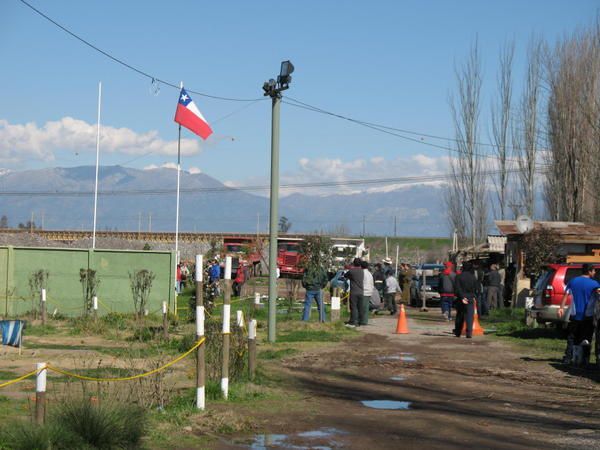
[298,257,509,339]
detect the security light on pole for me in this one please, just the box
[263,60,294,343]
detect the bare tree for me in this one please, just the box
[448,40,488,246]
[545,25,600,222]
[490,41,515,219]
[514,37,543,219]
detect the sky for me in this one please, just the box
[0,0,597,196]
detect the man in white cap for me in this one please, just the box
[383,257,393,277]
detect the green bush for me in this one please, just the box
[0,421,79,450]
[55,398,146,449]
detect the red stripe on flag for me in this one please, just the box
[174,104,213,140]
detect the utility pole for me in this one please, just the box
[30,211,34,233]
[362,215,366,237]
[138,212,142,238]
[394,216,397,237]
[262,60,294,343]
[148,213,152,232]
[41,211,44,230]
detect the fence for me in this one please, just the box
[0,246,175,316]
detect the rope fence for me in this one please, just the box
[0,337,205,387]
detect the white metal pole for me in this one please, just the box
[92,81,102,250]
[395,245,399,276]
[174,82,183,313]
[385,237,388,259]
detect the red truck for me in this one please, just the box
[277,237,304,278]
[223,237,263,276]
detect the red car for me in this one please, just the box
[532,263,600,324]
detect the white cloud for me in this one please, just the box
[0,117,201,164]
[143,162,178,171]
[276,154,450,196]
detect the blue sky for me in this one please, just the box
[0,0,597,192]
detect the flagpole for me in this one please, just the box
[174,78,182,314]
[92,81,102,249]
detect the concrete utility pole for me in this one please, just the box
[362,215,366,237]
[262,60,294,343]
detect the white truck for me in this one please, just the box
[331,238,369,267]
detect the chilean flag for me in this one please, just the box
[174,88,213,140]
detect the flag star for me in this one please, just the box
[180,94,189,102]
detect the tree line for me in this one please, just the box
[447,20,600,245]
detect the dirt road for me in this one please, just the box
[210,311,600,449]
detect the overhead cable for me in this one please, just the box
[18,0,265,102]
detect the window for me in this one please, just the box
[564,268,583,285]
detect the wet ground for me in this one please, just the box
[205,310,600,449]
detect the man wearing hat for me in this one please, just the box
[383,257,393,277]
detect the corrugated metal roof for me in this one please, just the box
[495,221,600,243]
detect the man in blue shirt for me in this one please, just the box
[558,263,600,365]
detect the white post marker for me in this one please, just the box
[254,292,261,305]
[248,319,257,380]
[41,288,47,325]
[223,305,231,334]
[221,303,231,399]
[93,296,98,312]
[196,305,205,337]
[225,256,232,280]
[35,362,47,424]
[196,305,205,410]
[162,301,168,315]
[331,295,341,322]
[236,310,244,328]
[36,362,47,393]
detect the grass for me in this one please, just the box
[258,348,299,360]
[25,324,59,336]
[0,370,20,380]
[482,308,567,357]
[0,398,147,450]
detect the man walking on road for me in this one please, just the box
[344,258,364,328]
[558,263,600,365]
[438,261,456,321]
[361,260,374,326]
[454,262,478,338]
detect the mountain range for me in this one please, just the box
[0,166,448,237]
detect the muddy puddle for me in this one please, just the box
[248,427,346,449]
[377,353,416,362]
[361,400,412,410]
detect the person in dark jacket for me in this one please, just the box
[486,264,502,310]
[301,265,329,322]
[373,263,386,302]
[344,258,364,328]
[438,261,456,321]
[454,262,478,338]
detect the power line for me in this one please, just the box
[18,0,265,103]
[283,97,543,163]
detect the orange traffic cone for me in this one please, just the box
[472,301,485,336]
[461,300,485,336]
[394,304,410,334]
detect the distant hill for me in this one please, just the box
[0,166,449,237]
